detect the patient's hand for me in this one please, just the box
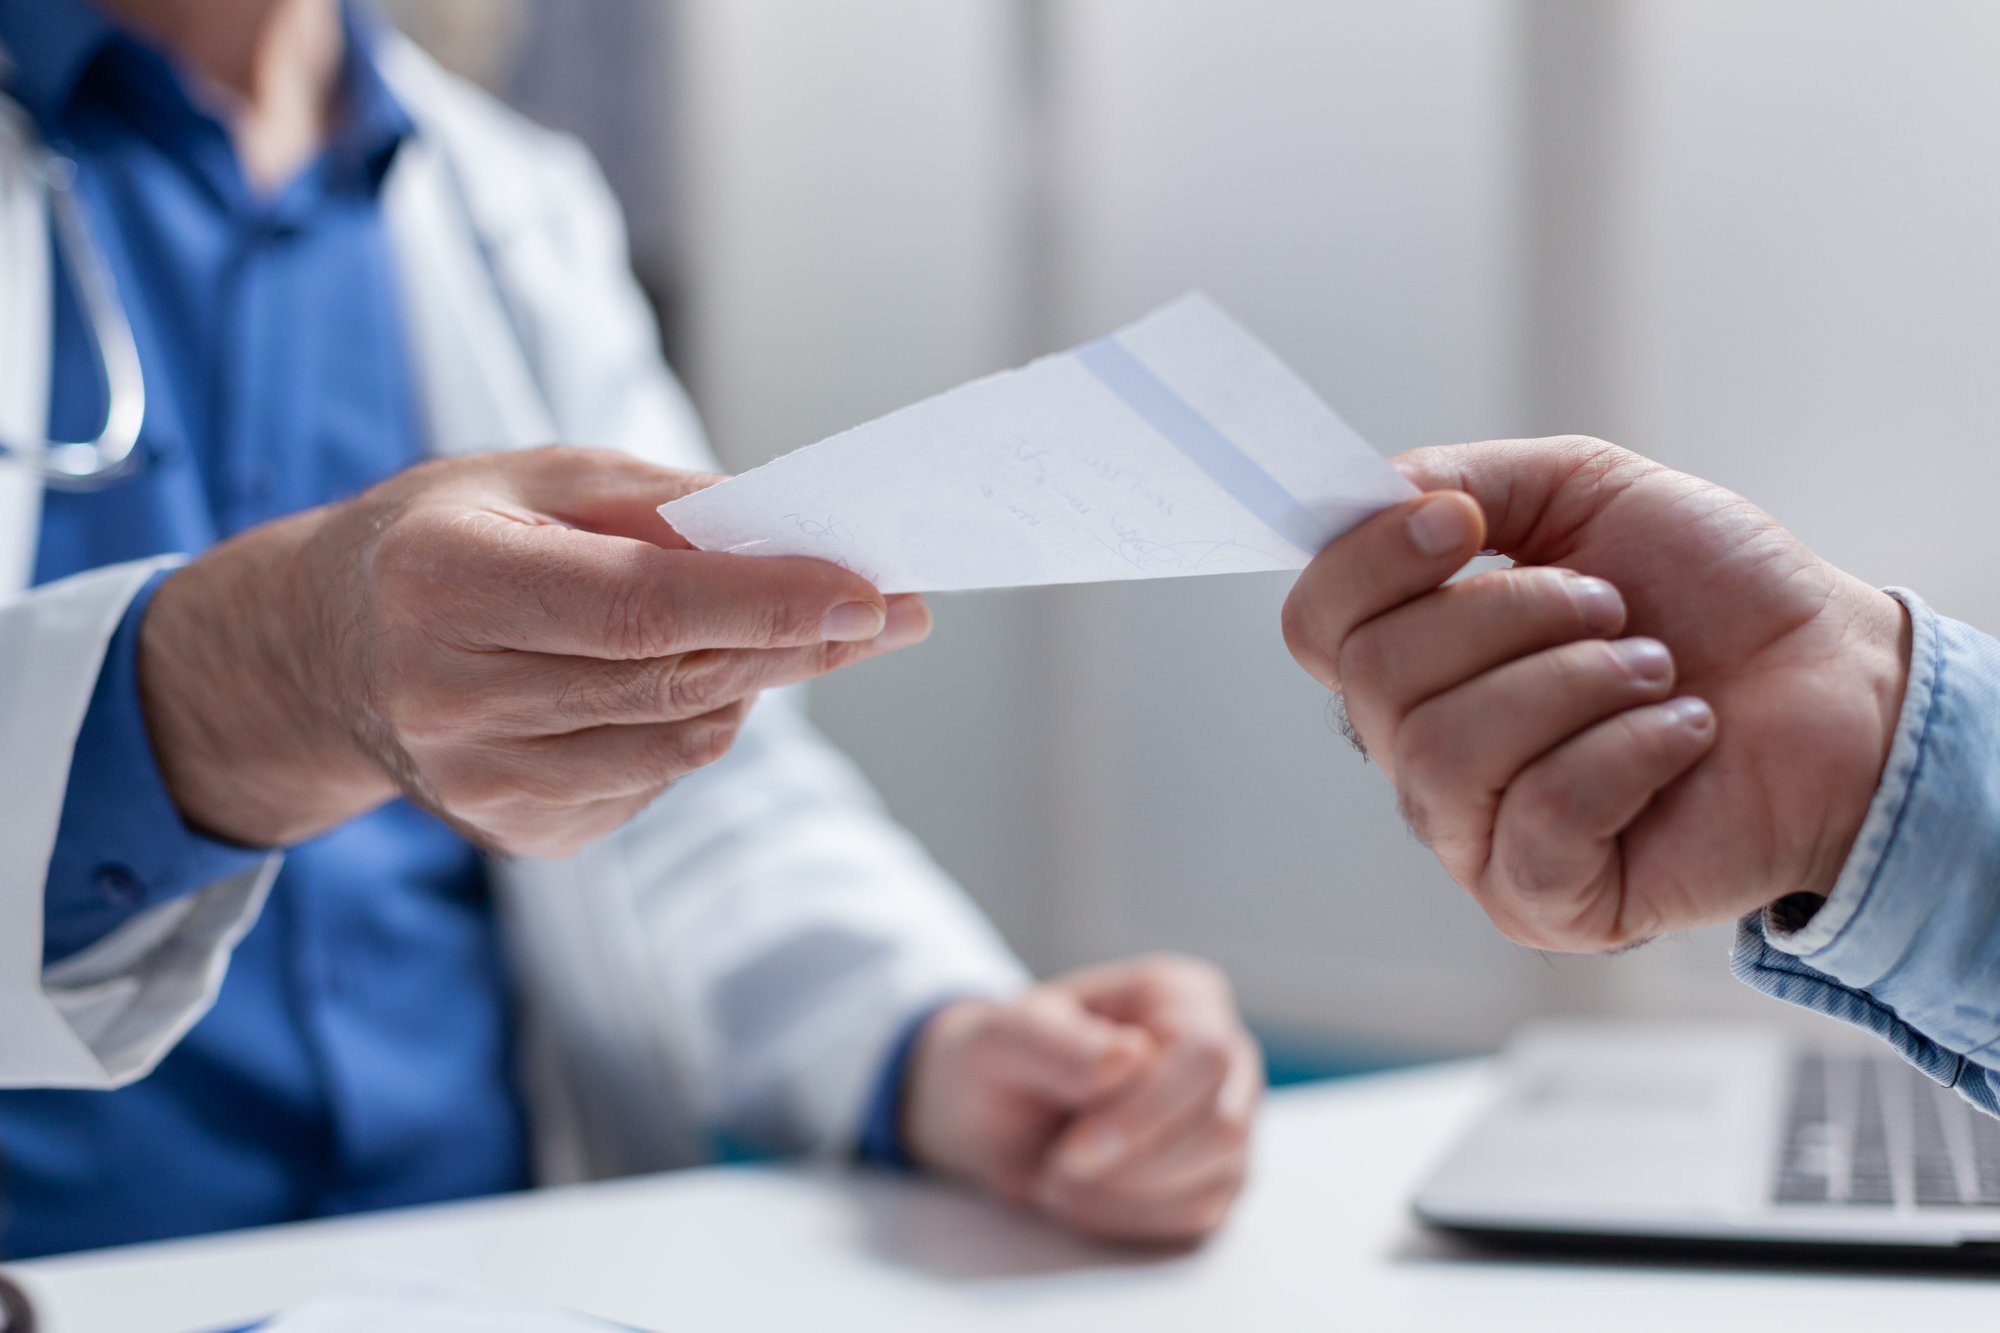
[140,446,928,855]
[903,955,1262,1245]
[1280,436,1909,951]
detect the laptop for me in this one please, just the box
[1413,1022,2000,1260]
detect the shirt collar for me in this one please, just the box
[0,0,123,128]
[333,3,414,190]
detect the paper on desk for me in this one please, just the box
[254,1272,639,1332]
[658,293,1415,593]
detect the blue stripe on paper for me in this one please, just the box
[1075,336,1328,555]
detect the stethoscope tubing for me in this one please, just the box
[0,128,148,492]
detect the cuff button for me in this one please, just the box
[93,863,145,907]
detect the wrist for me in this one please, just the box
[139,507,394,847]
[892,999,983,1175]
[1799,582,1912,901]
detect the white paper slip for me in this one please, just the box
[658,292,1416,594]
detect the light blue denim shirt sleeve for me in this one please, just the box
[1731,588,2000,1116]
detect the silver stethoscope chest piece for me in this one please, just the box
[4,153,148,491]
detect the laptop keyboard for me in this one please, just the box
[1773,1050,2000,1207]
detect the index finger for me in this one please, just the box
[1280,490,1485,692]
[466,521,895,658]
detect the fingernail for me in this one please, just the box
[1612,637,1673,684]
[1568,575,1624,634]
[1407,495,1473,557]
[1058,1126,1127,1181]
[820,602,885,642]
[872,597,931,651]
[1664,695,1714,734]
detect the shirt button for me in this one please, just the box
[258,212,304,244]
[93,863,145,907]
[235,463,275,506]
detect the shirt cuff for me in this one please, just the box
[857,1000,957,1170]
[43,568,270,964]
[1731,588,2000,1112]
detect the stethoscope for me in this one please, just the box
[1,153,147,492]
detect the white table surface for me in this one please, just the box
[11,1061,1996,1331]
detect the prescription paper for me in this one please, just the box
[659,293,1415,594]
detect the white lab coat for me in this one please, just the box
[0,35,1027,1184]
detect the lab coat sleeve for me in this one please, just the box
[469,119,1031,1161]
[43,569,270,963]
[0,559,277,1089]
[614,696,1031,1159]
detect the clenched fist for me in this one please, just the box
[902,955,1262,1245]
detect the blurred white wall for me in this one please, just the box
[660,0,2000,1056]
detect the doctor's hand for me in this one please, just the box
[139,447,927,855]
[1280,436,1910,952]
[901,955,1262,1246]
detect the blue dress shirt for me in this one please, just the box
[0,0,920,1260]
[1734,588,2000,1115]
[0,0,529,1258]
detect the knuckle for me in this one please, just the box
[1512,774,1581,844]
[953,1001,1011,1053]
[1195,1193,1235,1235]
[551,665,632,729]
[1513,564,1582,620]
[818,638,875,672]
[1483,851,1618,954]
[1394,786,1439,849]
[677,714,743,773]
[1548,436,1651,496]
[762,592,819,648]
[546,672,598,728]
[604,583,673,658]
[1171,954,1235,1006]
[1544,434,1625,469]
[1508,907,1596,955]
[1490,907,1564,952]
[659,655,727,718]
[1392,705,1465,794]
[1142,951,1220,987]
[1482,884,1563,950]
[1521,640,1618,705]
[1333,626,1388,699]
[1278,596,1336,684]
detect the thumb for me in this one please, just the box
[1393,435,1650,566]
[986,994,1153,1106]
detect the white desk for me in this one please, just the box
[11,1063,1995,1331]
